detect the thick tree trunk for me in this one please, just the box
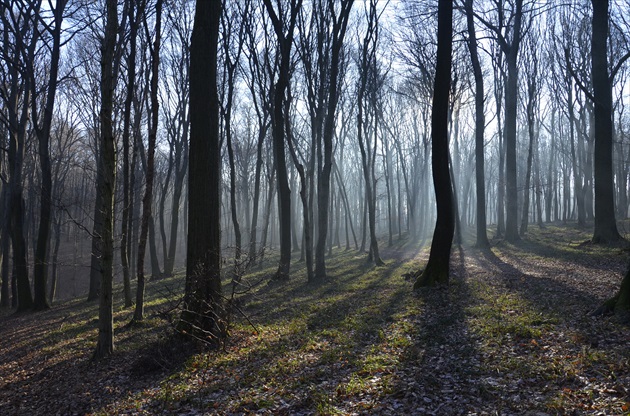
[0,186,10,307]
[591,0,621,243]
[178,0,225,341]
[503,4,522,242]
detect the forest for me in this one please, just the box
[1,0,630,414]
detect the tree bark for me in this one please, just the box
[93,0,119,359]
[414,0,453,288]
[120,0,138,308]
[262,0,302,282]
[32,0,66,311]
[313,0,353,281]
[178,0,225,341]
[133,0,162,323]
[591,0,621,243]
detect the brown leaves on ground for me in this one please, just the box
[1,224,629,415]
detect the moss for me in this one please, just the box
[413,261,449,289]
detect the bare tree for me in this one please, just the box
[178,0,224,340]
[132,0,163,323]
[413,0,454,288]
[356,0,384,266]
[262,0,302,282]
[93,0,120,359]
[463,0,489,248]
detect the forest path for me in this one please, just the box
[0,224,629,415]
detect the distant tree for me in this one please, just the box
[178,0,225,341]
[413,0,454,288]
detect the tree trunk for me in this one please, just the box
[0,185,10,307]
[521,73,537,236]
[133,0,162,323]
[313,0,353,281]
[504,1,523,242]
[178,0,225,341]
[120,0,138,308]
[93,0,119,359]
[32,1,66,311]
[263,0,301,282]
[591,0,621,243]
[414,0,454,288]
[49,211,63,304]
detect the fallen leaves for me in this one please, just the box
[1,227,630,415]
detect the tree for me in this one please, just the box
[356,0,384,266]
[220,0,247,282]
[178,0,224,341]
[30,0,68,311]
[133,0,163,322]
[1,0,39,311]
[413,0,454,288]
[520,31,540,236]
[93,0,119,359]
[463,0,489,248]
[590,0,622,243]
[262,0,302,282]
[594,263,630,315]
[120,0,141,308]
[297,0,353,281]
[160,0,191,278]
[476,0,525,242]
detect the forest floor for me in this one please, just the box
[1,223,630,415]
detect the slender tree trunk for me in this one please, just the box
[49,211,62,304]
[133,0,162,322]
[120,0,137,308]
[414,0,454,287]
[521,75,537,235]
[263,0,301,282]
[93,0,118,359]
[32,1,66,311]
[248,124,267,265]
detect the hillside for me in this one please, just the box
[1,224,629,415]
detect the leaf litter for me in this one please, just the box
[0,225,629,415]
